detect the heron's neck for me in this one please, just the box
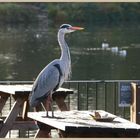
[58,31,71,63]
[58,31,71,79]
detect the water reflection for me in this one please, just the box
[0,23,140,80]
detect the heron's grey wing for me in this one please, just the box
[30,65,60,107]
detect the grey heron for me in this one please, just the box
[29,24,84,117]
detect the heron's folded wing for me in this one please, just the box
[30,65,60,106]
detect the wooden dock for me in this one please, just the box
[28,110,140,138]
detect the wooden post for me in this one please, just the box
[0,95,27,137]
[55,96,69,111]
[53,90,71,111]
[0,93,9,113]
[0,119,3,130]
[34,122,52,138]
[130,83,140,124]
[22,100,29,120]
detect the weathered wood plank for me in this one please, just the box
[35,128,51,138]
[60,127,140,137]
[55,97,69,111]
[28,110,140,137]
[35,122,52,138]
[0,116,33,121]
[0,85,32,95]
[0,94,9,112]
[12,121,38,130]
[0,119,3,130]
[0,85,73,95]
[0,97,26,137]
[22,100,29,120]
[130,83,140,124]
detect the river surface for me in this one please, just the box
[0,23,140,81]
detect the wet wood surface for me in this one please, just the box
[28,110,140,137]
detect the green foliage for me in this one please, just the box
[0,3,140,25]
[0,3,38,24]
[46,3,140,25]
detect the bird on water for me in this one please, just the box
[29,24,84,117]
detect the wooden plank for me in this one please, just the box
[0,119,3,123]
[0,91,11,96]
[60,128,140,137]
[130,83,140,124]
[57,88,73,93]
[0,85,73,95]
[0,97,26,137]
[0,94,9,112]
[35,122,52,138]
[28,112,82,131]
[28,110,140,137]
[12,121,38,130]
[0,119,3,130]
[55,97,69,111]
[0,116,33,121]
[35,128,52,138]
[0,84,32,95]
[28,110,140,130]
[131,83,136,123]
[22,100,29,120]
[53,88,73,100]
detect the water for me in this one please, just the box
[0,23,140,81]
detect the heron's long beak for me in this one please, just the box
[69,26,84,30]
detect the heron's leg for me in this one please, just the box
[46,101,49,117]
[49,93,54,118]
[46,94,54,117]
[51,100,54,117]
[46,95,51,117]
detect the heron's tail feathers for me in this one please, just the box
[29,94,40,107]
[29,92,48,107]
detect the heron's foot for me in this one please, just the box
[46,110,54,118]
[46,115,54,118]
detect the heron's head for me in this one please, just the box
[59,24,84,34]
